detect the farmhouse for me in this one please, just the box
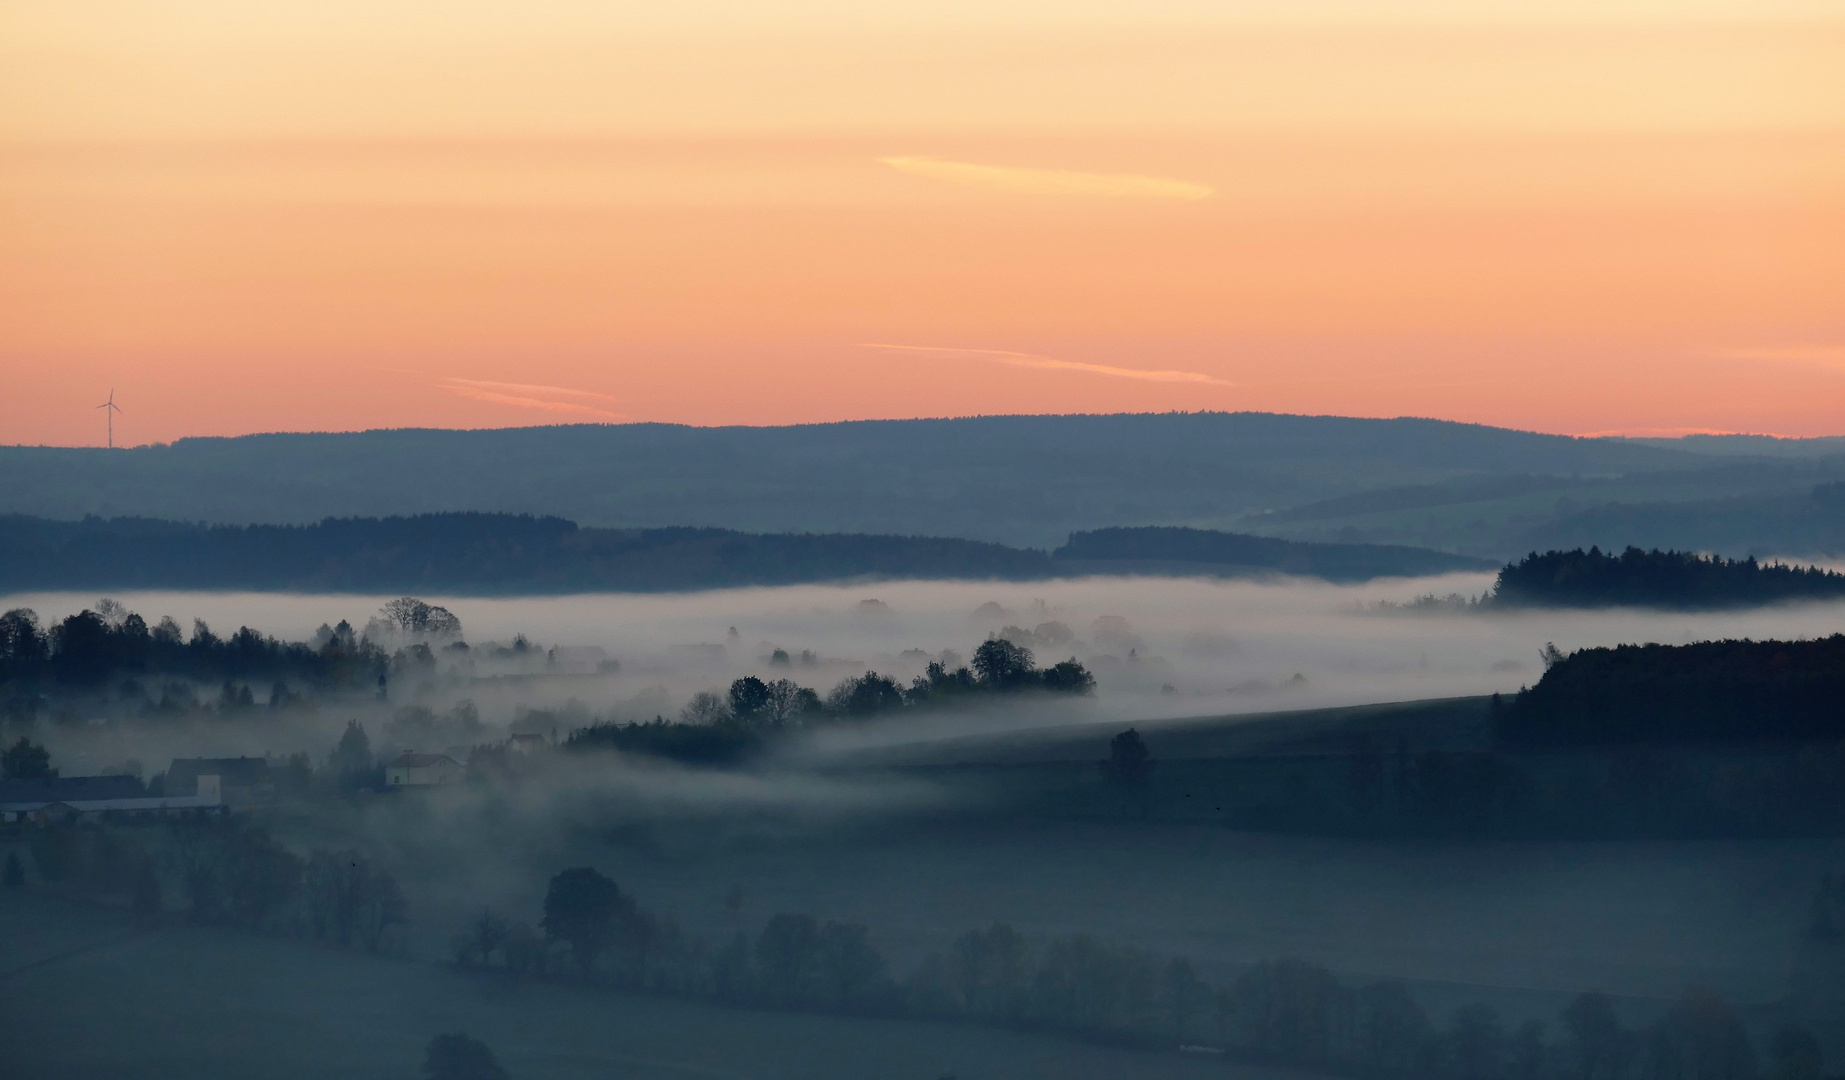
[386,752,462,787]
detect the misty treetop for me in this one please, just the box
[0,604,372,691]
[1490,546,1845,609]
[562,636,1094,765]
[0,596,461,694]
[378,597,462,638]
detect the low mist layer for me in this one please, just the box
[18,571,1845,773]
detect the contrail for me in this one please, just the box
[439,378,625,419]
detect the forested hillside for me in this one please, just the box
[0,413,1687,548]
[0,513,1484,593]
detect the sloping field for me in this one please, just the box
[0,890,1308,1080]
[820,696,1495,768]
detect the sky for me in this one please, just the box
[2,1,1843,446]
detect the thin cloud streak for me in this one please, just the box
[879,156,1213,200]
[860,343,1231,385]
[439,378,626,420]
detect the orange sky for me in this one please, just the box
[3,1,1843,445]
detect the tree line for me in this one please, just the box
[0,512,1495,596]
[1494,636,1845,747]
[0,597,473,730]
[0,599,467,689]
[446,865,1823,1080]
[1490,547,1845,609]
[0,513,1055,593]
[562,637,1094,764]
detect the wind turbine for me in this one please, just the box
[96,390,122,449]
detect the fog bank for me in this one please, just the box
[14,572,1845,750]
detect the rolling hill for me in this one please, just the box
[0,413,1687,550]
[8,412,1843,559]
[0,513,1489,594]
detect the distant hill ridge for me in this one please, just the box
[0,412,1689,549]
[0,513,1489,594]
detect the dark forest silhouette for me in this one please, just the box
[0,513,1490,593]
[1491,546,1845,609]
[0,603,390,693]
[1496,635,1845,747]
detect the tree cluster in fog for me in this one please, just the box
[436,865,1816,1080]
[0,596,471,733]
[561,636,1093,765]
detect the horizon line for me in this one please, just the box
[2,410,1837,450]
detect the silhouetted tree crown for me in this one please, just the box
[381,597,462,638]
[331,720,373,775]
[1,736,53,779]
[0,598,395,690]
[727,675,771,722]
[1101,729,1153,788]
[542,867,636,975]
[972,637,1037,689]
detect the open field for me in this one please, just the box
[0,890,1311,1080]
[219,753,1841,1026]
[511,819,1836,1010]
